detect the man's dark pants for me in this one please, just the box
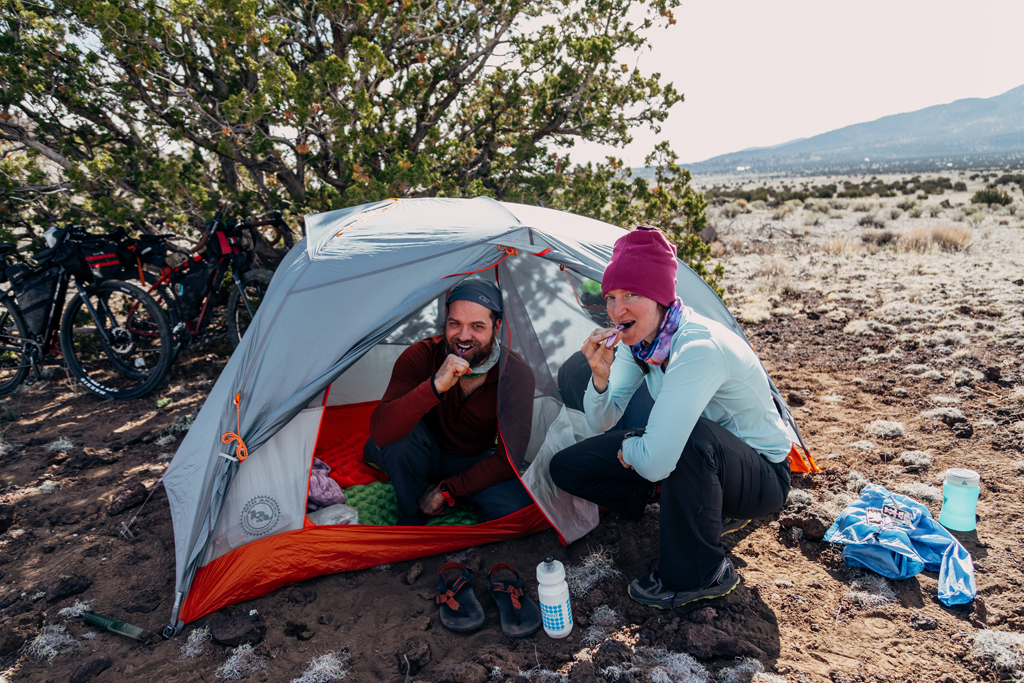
[364,421,533,523]
[549,417,791,591]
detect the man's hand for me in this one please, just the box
[418,485,446,516]
[432,354,472,394]
[582,327,619,393]
[617,448,633,470]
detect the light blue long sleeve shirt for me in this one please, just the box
[583,306,792,482]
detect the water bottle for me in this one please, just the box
[536,556,573,639]
[938,468,980,532]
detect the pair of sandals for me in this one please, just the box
[434,561,542,638]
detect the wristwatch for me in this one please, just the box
[438,481,456,507]
[621,428,644,444]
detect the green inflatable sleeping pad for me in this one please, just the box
[342,480,480,527]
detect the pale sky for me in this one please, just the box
[567,0,1024,167]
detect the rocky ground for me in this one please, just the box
[0,171,1023,683]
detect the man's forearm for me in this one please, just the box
[368,379,440,446]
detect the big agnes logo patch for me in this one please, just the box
[240,495,281,537]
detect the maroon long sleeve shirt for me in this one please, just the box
[368,335,535,497]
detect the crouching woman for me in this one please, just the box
[550,226,793,609]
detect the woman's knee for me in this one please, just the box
[549,451,574,492]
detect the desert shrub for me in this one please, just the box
[895,198,917,211]
[860,228,895,246]
[822,237,853,256]
[953,181,967,192]
[1009,204,1019,216]
[720,202,745,218]
[868,420,905,439]
[896,482,942,503]
[989,173,1024,187]
[926,205,942,217]
[804,214,822,227]
[895,451,932,469]
[972,188,1012,206]
[907,206,923,218]
[771,205,792,221]
[951,209,966,222]
[829,198,849,210]
[857,213,887,229]
[565,547,621,598]
[968,212,985,227]
[888,207,903,220]
[710,241,726,258]
[851,201,871,212]
[931,225,972,252]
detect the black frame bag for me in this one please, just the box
[7,265,61,337]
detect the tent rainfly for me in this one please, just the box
[162,198,817,636]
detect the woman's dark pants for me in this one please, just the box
[549,417,791,591]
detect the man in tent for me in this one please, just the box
[549,227,792,609]
[364,279,535,525]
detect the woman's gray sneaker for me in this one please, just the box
[627,558,740,609]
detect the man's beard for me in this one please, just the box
[445,333,495,367]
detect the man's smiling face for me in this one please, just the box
[444,299,500,366]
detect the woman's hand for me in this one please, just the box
[582,327,619,393]
[617,449,633,470]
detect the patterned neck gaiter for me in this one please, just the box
[630,298,682,366]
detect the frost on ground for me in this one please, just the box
[291,651,350,683]
[45,437,74,452]
[971,629,1024,683]
[896,482,943,503]
[57,600,93,619]
[217,644,268,680]
[895,451,932,469]
[847,574,897,607]
[179,626,211,660]
[565,547,622,598]
[583,605,620,645]
[23,625,79,662]
[867,420,905,439]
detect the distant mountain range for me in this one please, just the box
[681,84,1024,176]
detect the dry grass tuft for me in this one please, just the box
[566,547,621,598]
[971,629,1024,682]
[291,651,351,683]
[867,420,905,439]
[861,228,896,245]
[23,626,79,662]
[822,237,854,256]
[898,228,931,252]
[1010,386,1024,404]
[896,451,932,469]
[180,626,211,660]
[217,644,268,680]
[847,574,897,607]
[931,225,972,252]
[896,482,942,503]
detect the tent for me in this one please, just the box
[162,198,816,636]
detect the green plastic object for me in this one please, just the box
[83,611,146,640]
[342,481,480,526]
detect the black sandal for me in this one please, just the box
[487,562,542,638]
[434,562,485,633]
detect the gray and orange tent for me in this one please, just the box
[162,198,817,636]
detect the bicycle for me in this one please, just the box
[0,226,174,399]
[118,210,292,352]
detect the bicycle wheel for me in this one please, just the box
[0,298,30,394]
[60,280,173,400]
[226,268,273,348]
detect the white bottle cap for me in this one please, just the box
[945,468,980,488]
[537,556,565,584]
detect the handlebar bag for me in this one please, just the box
[170,258,217,320]
[51,240,94,284]
[7,265,61,337]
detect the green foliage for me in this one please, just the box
[953,181,968,192]
[971,188,1012,206]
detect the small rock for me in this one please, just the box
[909,612,937,631]
[773,579,794,588]
[399,639,431,675]
[593,639,633,669]
[283,621,314,641]
[406,562,423,585]
[210,614,267,646]
[952,422,974,439]
[0,505,15,534]
[124,590,161,614]
[787,392,806,407]
[984,366,1001,381]
[409,616,431,631]
[689,607,716,624]
[569,660,598,683]
[45,574,92,603]
[107,482,148,516]
[287,587,317,605]
[70,656,113,683]
[440,662,489,683]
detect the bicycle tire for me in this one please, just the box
[0,297,30,394]
[226,268,273,349]
[60,279,174,400]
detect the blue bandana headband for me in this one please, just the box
[631,298,682,366]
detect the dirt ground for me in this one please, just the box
[1,172,1023,683]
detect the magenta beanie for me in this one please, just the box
[601,226,679,306]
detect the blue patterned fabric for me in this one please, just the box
[823,484,976,606]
